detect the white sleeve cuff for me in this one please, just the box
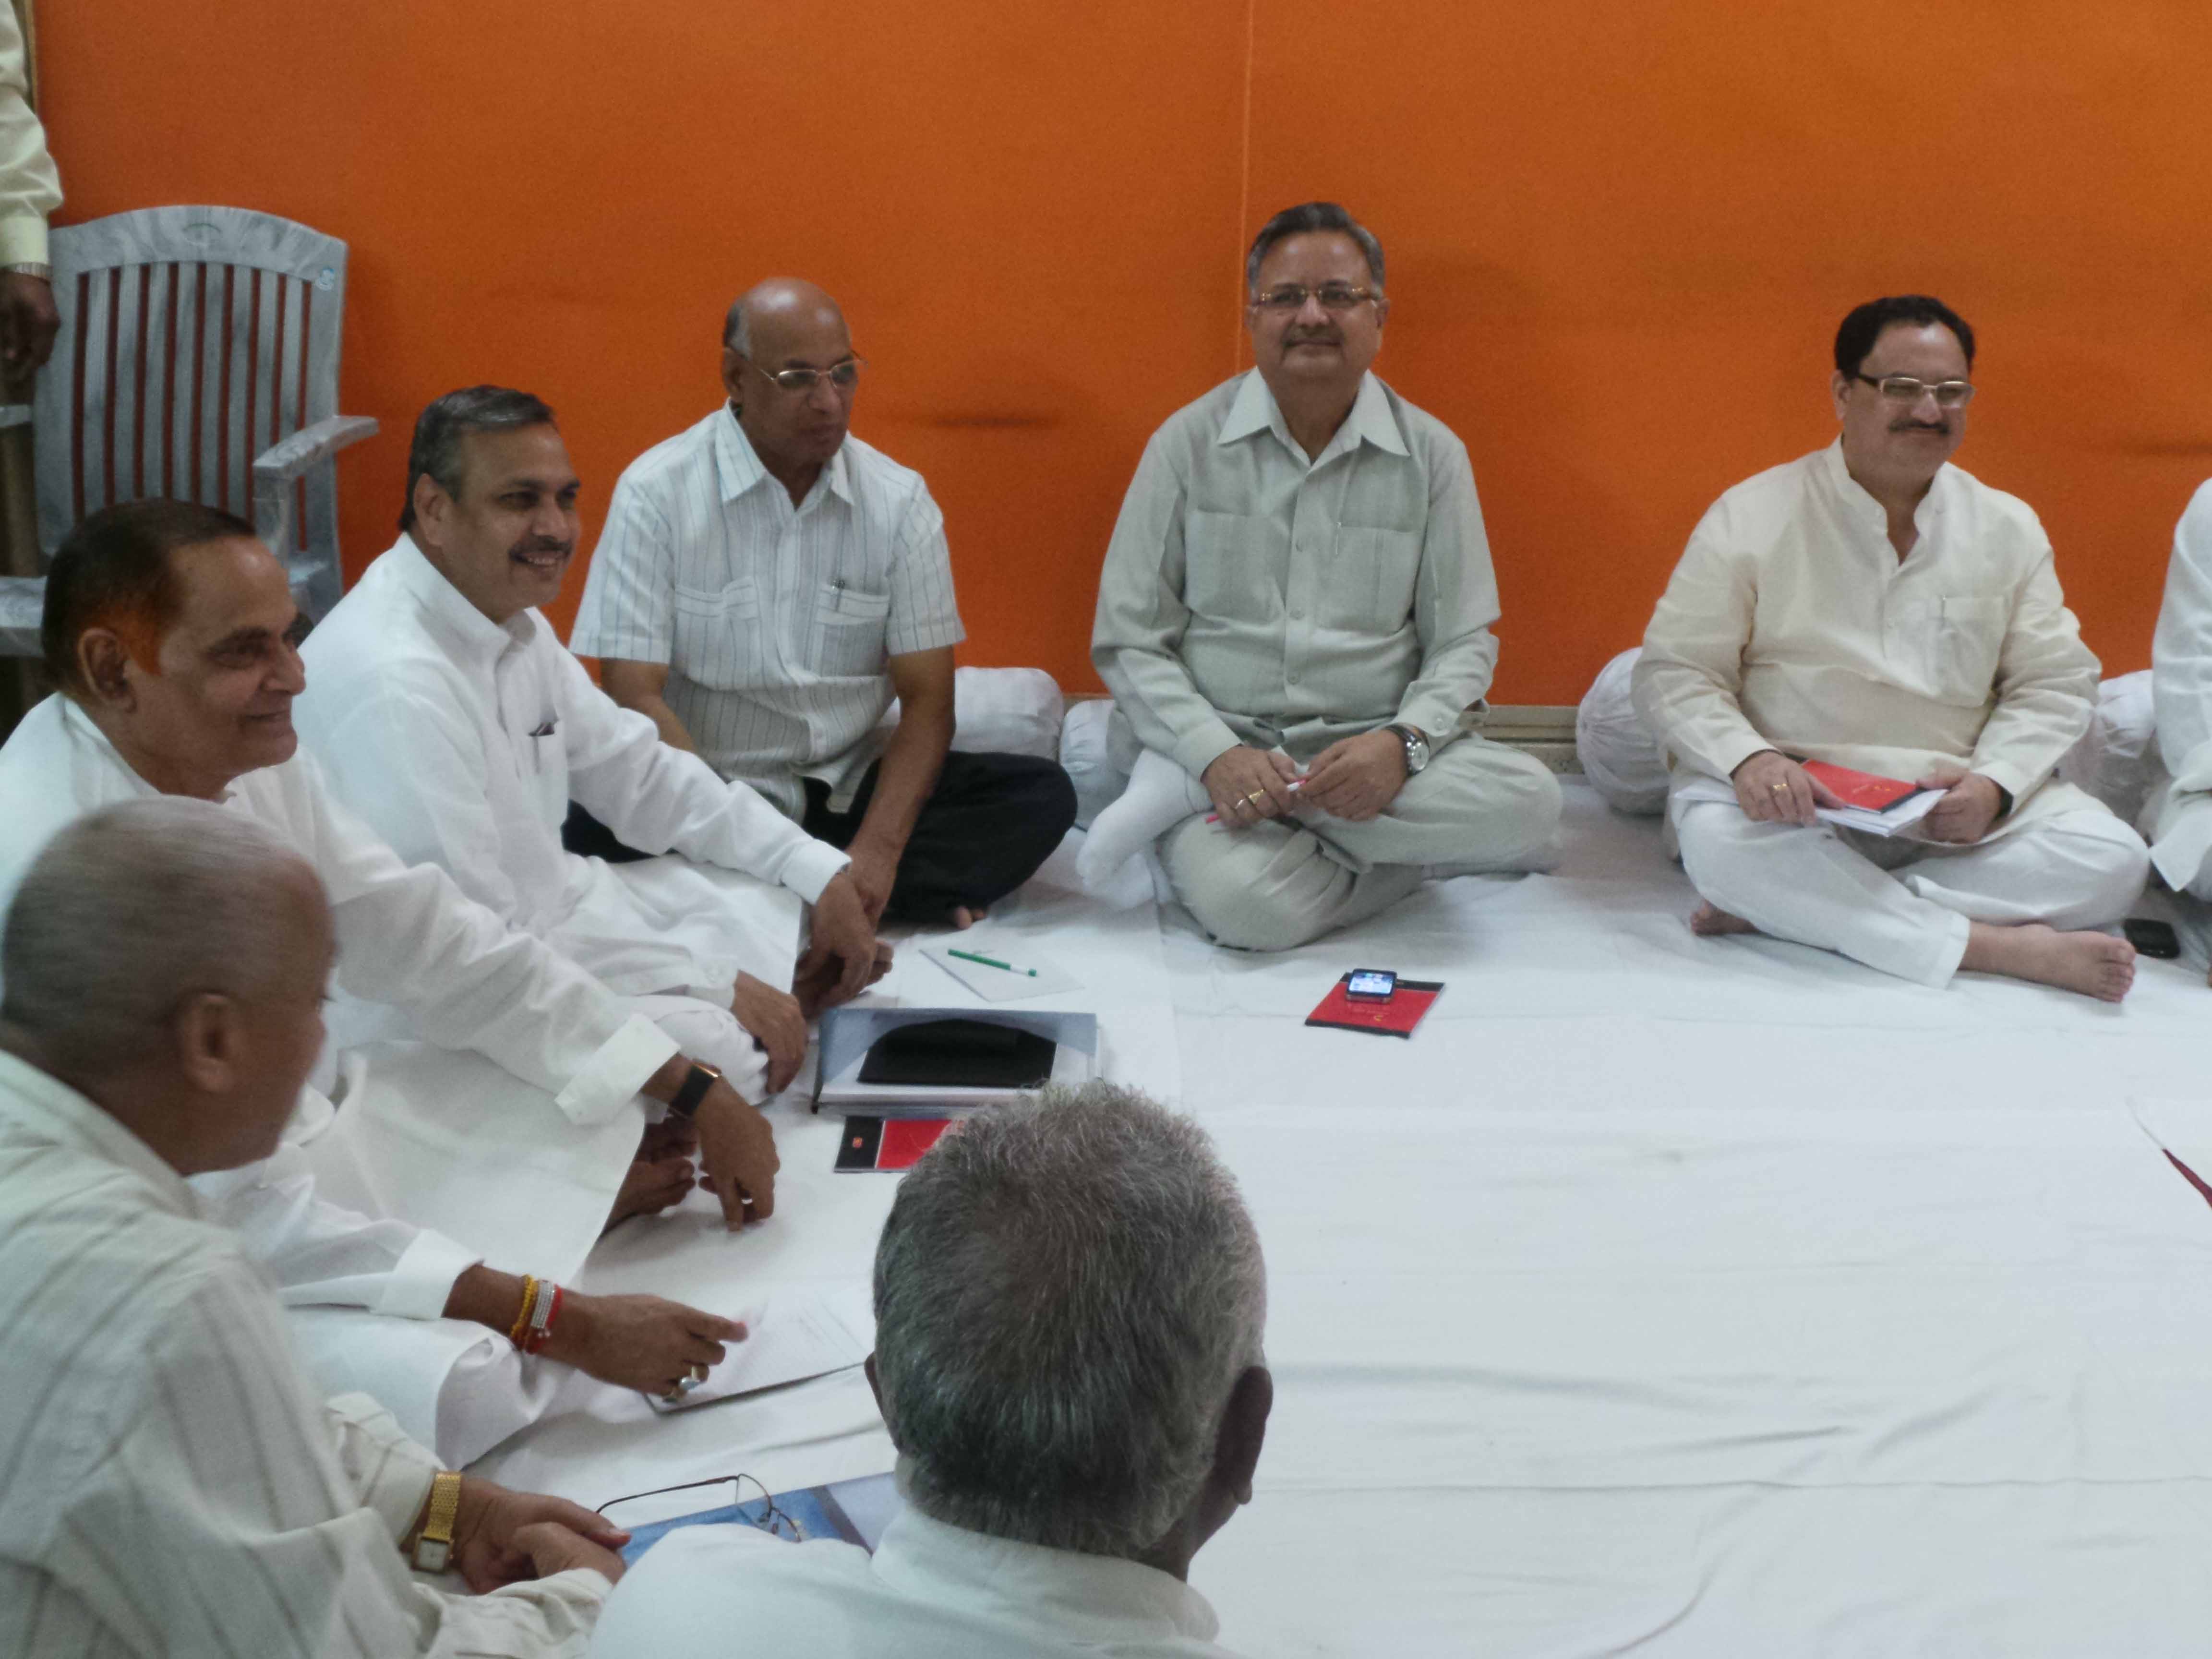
[782,840,852,905]
[0,215,48,267]
[373,1229,483,1322]
[553,1014,680,1127]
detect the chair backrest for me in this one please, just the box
[32,205,349,565]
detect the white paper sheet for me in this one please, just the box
[920,938,1082,1000]
[645,1283,873,1413]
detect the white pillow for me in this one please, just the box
[1060,697,1134,829]
[2058,671,2163,827]
[878,667,1064,761]
[1576,648,1670,815]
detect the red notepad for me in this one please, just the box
[1798,759,1923,812]
[1303,975,1443,1038]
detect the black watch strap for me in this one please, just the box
[668,1061,720,1121]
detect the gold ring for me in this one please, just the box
[690,1362,709,1382]
[1244,791,1267,806]
[1768,783,1788,793]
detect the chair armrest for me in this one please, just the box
[0,576,43,657]
[252,414,379,486]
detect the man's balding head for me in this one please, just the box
[720,279,860,487]
[0,799,334,1175]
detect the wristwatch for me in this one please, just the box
[666,1059,722,1122]
[411,1469,464,1572]
[1384,723,1431,776]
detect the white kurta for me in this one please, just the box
[298,535,848,1083]
[1633,442,2145,985]
[589,1507,1243,1659]
[0,1051,609,1658]
[2146,479,2212,896]
[0,696,678,1356]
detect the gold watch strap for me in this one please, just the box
[412,1469,463,1571]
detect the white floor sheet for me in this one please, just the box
[471,783,2212,1655]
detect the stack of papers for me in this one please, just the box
[1802,760,1939,838]
[644,1284,873,1414]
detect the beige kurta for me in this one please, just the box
[1633,439,2102,840]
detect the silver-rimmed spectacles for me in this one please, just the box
[594,1473,804,1541]
[745,356,865,395]
[1852,373,1974,409]
[1249,284,1381,313]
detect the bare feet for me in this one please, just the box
[1962,922,2136,1003]
[1689,902,1758,938]
[951,905,989,930]
[605,1155,696,1229]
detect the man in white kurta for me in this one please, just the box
[0,0,60,379]
[0,799,621,1658]
[1091,202,1561,950]
[1634,296,2146,998]
[2143,482,2212,940]
[296,388,879,1098]
[0,501,775,1454]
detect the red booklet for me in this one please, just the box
[1304,975,1443,1039]
[1798,759,1923,812]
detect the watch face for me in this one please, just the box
[415,1538,451,1574]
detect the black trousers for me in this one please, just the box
[802,750,1076,921]
[563,749,1077,923]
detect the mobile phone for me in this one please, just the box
[2123,917,2181,960]
[1346,969,1397,1001]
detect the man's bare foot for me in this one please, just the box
[1689,902,1758,938]
[951,905,988,930]
[1962,922,2135,1003]
[605,1156,695,1229]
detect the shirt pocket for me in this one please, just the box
[671,577,763,690]
[1327,526,1423,633]
[1181,509,1278,623]
[813,583,892,677]
[1891,593,2008,704]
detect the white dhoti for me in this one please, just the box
[1671,790,2149,986]
[1160,736,1563,951]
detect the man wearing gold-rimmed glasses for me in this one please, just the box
[1635,294,2148,999]
[1092,201,1563,951]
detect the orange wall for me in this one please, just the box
[41,2,2212,703]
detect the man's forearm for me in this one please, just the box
[853,704,953,861]
[627,692,698,755]
[442,1263,528,1334]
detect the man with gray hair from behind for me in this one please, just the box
[590,1082,1273,1657]
[0,799,631,1657]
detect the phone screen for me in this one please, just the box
[1346,970,1397,1001]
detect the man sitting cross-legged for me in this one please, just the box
[1634,294,2148,999]
[1091,200,1562,951]
[0,499,775,1460]
[590,1082,1272,1659]
[0,799,629,1657]
[296,387,884,1091]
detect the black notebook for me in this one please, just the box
[856,1019,1059,1089]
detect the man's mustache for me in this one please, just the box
[1889,421,1948,433]
[511,540,574,558]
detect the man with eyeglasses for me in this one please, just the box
[1091,200,1562,951]
[572,280,1076,936]
[1634,295,2147,999]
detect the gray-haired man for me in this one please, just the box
[0,801,627,1656]
[590,1082,1272,1658]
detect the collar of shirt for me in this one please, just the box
[383,533,539,670]
[0,1049,199,1219]
[712,403,855,514]
[1817,436,1950,561]
[870,1508,1224,1645]
[53,694,231,802]
[1215,367,1409,469]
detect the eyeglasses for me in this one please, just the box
[1852,373,1975,409]
[745,356,866,395]
[1248,284,1381,313]
[594,1473,804,1541]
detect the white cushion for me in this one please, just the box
[1576,648,1670,816]
[878,666,1064,761]
[2058,670,2162,827]
[1060,697,1137,829]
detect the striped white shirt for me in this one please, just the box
[572,406,966,817]
[0,1050,609,1658]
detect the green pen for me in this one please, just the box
[948,948,1038,977]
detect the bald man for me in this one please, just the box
[571,279,1075,931]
